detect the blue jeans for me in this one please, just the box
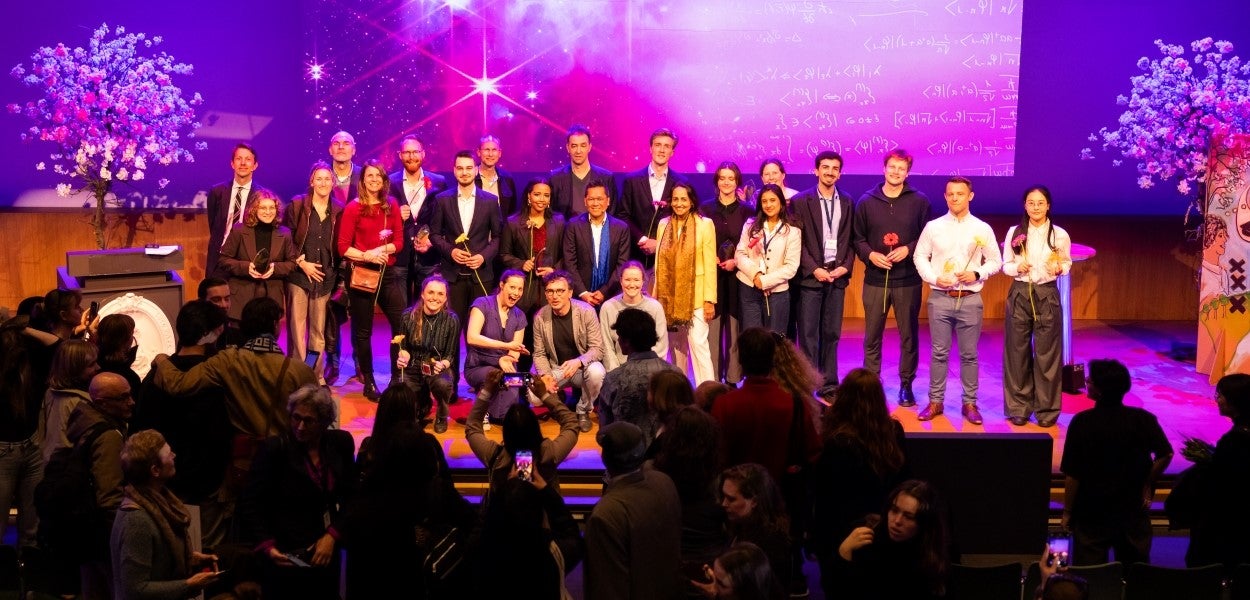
[0,436,43,548]
[739,282,791,335]
[926,291,983,405]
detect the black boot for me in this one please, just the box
[324,352,341,387]
[362,374,380,402]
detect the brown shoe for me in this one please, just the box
[916,403,944,421]
[962,403,984,425]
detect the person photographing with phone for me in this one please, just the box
[464,370,581,496]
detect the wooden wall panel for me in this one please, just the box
[0,211,1197,321]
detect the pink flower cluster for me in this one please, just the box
[1080,38,1250,198]
[7,24,204,196]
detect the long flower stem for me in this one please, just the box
[462,241,489,296]
[883,269,889,315]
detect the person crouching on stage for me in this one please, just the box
[395,276,460,434]
[465,270,530,428]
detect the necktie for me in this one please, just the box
[223,186,244,249]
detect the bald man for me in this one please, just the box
[67,372,133,598]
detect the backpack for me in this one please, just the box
[34,422,116,562]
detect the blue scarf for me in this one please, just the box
[590,220,610,291]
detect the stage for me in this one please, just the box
[330,315,1224,477]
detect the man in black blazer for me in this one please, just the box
[793,151,855,393]
[389,134,449,301]
[205,142,267,277]
[615,128,686,262]
[430,150,503,329]
[550,124,615,219]
[474,135,518,217]
[563,181,631,307]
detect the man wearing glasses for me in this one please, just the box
[532,271,606,432]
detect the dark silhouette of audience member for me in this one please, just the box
[0,316,45,550]
[810,368,910,597]
[477,472,584,598]
[831,479,951,600]
[650,406,728,591]
[585,421,682,600]
[717,463,792,594]
[1060,358,1172,566]
[1177,373,1250,570]
[694,542,784,600]
[357,383,441,479]
[342,421,474,598]
[134,300,233,549]
[95,313,142,409]
[645,369,694,457]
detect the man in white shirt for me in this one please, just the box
[913,176,1002,425]
[430,151,503,332]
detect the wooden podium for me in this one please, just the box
[57,246,184,377]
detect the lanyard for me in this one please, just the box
[821,191,839,234]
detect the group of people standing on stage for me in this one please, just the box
[206,124,1072,428]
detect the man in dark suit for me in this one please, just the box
[550,124,615,219]
[563,181,631,308]
[430,150,503,330]
[793,151,855,395]
[615,128,686,262]
[474,134,518,217]
[205,143,266,277]
[389,134,449,301]
[328,131,361,204]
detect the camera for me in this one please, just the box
[502,372,533,388]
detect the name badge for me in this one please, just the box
[824,240,837,252]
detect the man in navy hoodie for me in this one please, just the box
[852,149,932,407]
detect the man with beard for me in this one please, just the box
[532,271,606,433]
[431,151,504,333]
[389,135,449,300]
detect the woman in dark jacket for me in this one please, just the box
[283,161,344,379]
[477,472,583,598]
[809,368,910,597]
[216,189,299,322]
[239,384,356,599]
[500,177,566,313]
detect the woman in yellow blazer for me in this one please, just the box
[653,182,718,384]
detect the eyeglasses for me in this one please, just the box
[545,288,570,296]
[400,150,425,156]
[289,414,322,427]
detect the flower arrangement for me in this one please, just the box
[1081,37,1250,215]
[8,24,204,249]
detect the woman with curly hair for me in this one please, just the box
[717,463,793,593]
[808,368,910,598]
[216,189,299,323]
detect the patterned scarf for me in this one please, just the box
[655,214,696,325]
[123,484,193,576]
[590,220,611,292]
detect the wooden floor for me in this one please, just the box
[330,316,1223,477]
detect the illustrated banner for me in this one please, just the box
[1198,135,1250,382]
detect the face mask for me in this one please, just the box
[197,331,220,346]
[125,345,140,364]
